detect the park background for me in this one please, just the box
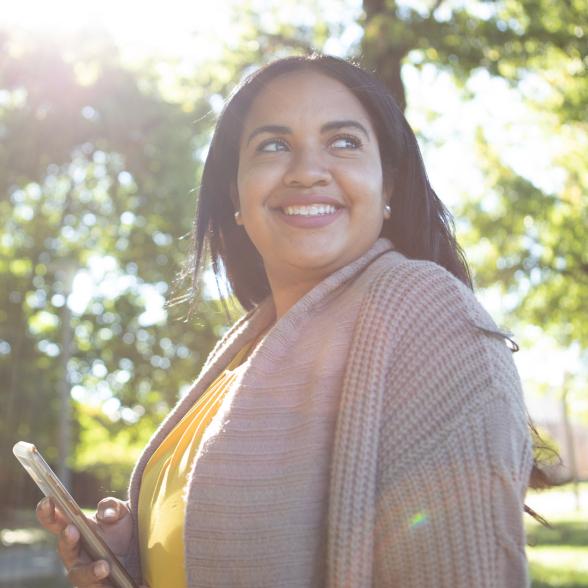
[0,0,586,586]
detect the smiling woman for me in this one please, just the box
[235,70,391,317]
[195,56,473,310]
[37,55,538,588]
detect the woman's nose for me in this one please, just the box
[283,148,331,188]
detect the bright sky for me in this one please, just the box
[2,0,583,421]
[0,0,363,62]
[0,0,237,64]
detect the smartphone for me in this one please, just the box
[13,441,138,588]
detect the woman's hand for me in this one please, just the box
[35,496,145,587]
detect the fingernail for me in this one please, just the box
[94,561,108,578]
[103,507,117,520]
[40,497,50,511]
[65,525,77,541]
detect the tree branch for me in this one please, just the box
[430,0,446,18]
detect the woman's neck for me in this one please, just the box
[267,272,324,320]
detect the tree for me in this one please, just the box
[361,0,587,111]
[356,0,587,350]
[0,33,227,506]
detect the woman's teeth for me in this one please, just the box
[282,204,337,216]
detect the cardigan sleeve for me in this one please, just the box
[371,261,533,588]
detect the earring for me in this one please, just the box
[234,210,243,225]
[383,204,392,220]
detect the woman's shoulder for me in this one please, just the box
[362,254,528,446]
[364,251,507,339]
[356,252,523,394]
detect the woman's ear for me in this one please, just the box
[230,182,240,211]
[230,183,244,226]
[382,168,395,210]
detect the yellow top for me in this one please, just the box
[138,339,258,588]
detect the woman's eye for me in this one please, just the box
[257,139,289,153]
[330,135,362,150]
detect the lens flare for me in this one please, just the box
[409,511,429,529]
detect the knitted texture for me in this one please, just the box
[124,239,532,588]
[351,261,533,587]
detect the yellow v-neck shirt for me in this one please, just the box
[138,339,258,588]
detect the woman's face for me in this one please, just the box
[236,70,390,292]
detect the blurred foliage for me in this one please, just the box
[360,0,588,112]
[0,33,231,505]
[461,128,587,348]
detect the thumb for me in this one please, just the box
[96,497,126,523]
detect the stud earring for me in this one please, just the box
[384,204,392,220]
[234,210,243,225]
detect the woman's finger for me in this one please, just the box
[93,498,133,557]
[66,558,112,587]
[57,523,84,570]
[96,497,125,524]
[36,497,69,535]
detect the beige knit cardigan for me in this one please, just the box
[124,239,533,587]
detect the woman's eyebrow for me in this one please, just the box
[320,120,371,139]
[245,120,371,146]
[246,125,290,145]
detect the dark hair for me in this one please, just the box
[189,54,471,311]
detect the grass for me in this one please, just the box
[526,483,588,587]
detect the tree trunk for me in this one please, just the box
[57,274,74,491]
[361,0,409,112]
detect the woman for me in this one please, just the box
[37,54,535,587]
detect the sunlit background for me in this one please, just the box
[1,0,587,586]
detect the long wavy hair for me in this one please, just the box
[188,54,472,311]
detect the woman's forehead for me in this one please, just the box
[243,70,372,130]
